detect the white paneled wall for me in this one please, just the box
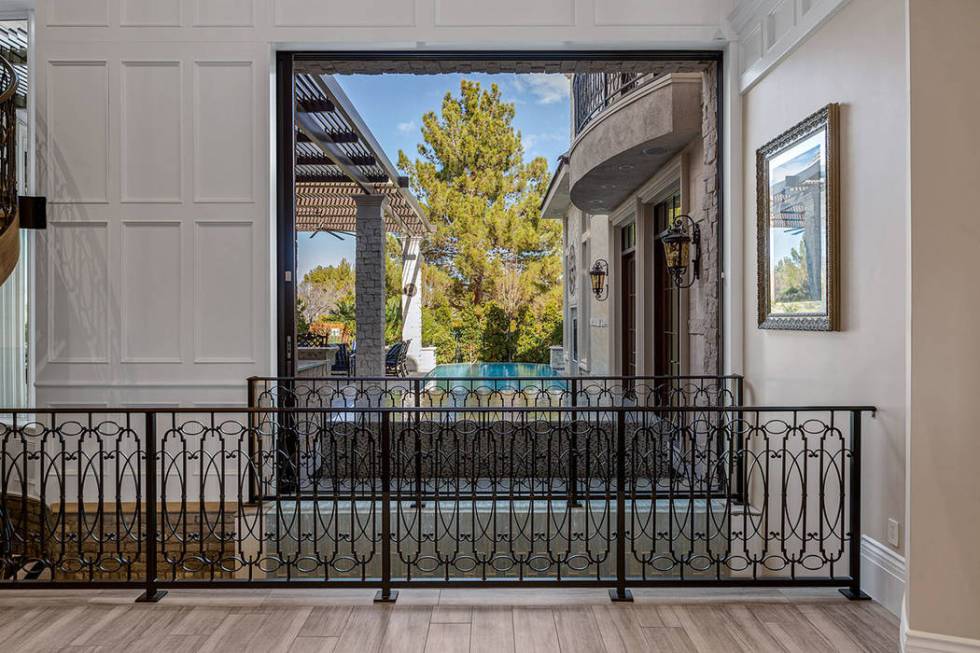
[728,0,850,92]
[33,0,729,407]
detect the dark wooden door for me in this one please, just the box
[653,193,682,377]
[621,250,636,376]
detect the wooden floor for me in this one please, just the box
[0,587,899,652]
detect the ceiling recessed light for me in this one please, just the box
[642,146,667,156]
[618,163,635,171]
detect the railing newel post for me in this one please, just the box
[375,409,397,603]
[569,377,580,508]
[840,409,870,600]
[136,411,166,603]
[609,407,632,602]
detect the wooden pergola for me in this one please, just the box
[293,72,430,238]
[288,69,431,376]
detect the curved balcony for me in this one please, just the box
[568,73,702,214]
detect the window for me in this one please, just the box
[621,221,636,252]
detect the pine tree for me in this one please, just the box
[398,80,563,363]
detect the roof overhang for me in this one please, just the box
[540,156,570,219]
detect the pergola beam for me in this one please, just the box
[298,154,375,167]
[296,130,358,144]
[296,111,377,195]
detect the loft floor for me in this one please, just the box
[0,587,898,652]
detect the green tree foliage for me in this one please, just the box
[398,79,563,363]
[297,235,405,343]
[773,240,811,303]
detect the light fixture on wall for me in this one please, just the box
[589,259,609,301]
[658,214,701,288]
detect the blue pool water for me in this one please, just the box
[426,362,566,391]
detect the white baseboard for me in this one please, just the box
[905,629,980,653]
[860,534,906,617]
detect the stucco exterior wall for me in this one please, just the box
[561,89,715,378]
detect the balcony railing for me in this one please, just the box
[573,72,653,136]
[0,377,874,603]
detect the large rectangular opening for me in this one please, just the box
[275,51,725,382]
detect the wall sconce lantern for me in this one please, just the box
[658,214,701,288]
[589,259,609,301]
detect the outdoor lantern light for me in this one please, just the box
[589,259,609,301]
[658,214,701,288]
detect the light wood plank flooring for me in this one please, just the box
[0,587,899,652]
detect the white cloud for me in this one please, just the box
[512,74,570,105]
[397,120,417,133]
[521,130,566,155]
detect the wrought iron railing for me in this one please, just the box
[0,399,874,602]
[573,72,652,136]
[0,55,15,233]
[248,374,744,409]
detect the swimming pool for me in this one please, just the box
[425,362,566,391]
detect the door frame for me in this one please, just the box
[274,50,726,378]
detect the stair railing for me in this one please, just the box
[0,54,20,286]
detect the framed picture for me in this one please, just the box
[756,103,840,331]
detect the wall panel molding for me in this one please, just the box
[120,60,182,203]
[45,0,110,27]
[46,60,110,204]
[192,61,254,203]
[45,221,111,364]
[120,220,183,363]
[193,220,255,364]
[594,0,720,28]
[275,0,416,27]
[121,0,182,28]
[194,0,254,27]
[727,0,850,92]
[434,0,572,27]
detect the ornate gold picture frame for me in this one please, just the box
[757,103,840,331]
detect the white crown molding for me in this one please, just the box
[860,535,906,617]
[726,0,851,94]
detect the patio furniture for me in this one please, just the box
[330,343,352,376]
[384,341,403,376]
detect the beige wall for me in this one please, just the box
[907,0,980,640]
[741,0,907,557]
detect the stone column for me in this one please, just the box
[400,236,423,371]
[354,194,388,377]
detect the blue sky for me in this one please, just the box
[297,73,571,279]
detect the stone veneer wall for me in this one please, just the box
[691,63,721,375]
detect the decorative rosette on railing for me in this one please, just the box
[0,54,19,286]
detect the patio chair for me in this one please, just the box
[384,341,403,376]
[397,339,411,376]
[330,343,352,376]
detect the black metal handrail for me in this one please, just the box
[248,374,745,409]
[573,72,653,135]
[0,55,17,234]
[0,402,873,603]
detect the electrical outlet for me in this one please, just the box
[887,519,901,547]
